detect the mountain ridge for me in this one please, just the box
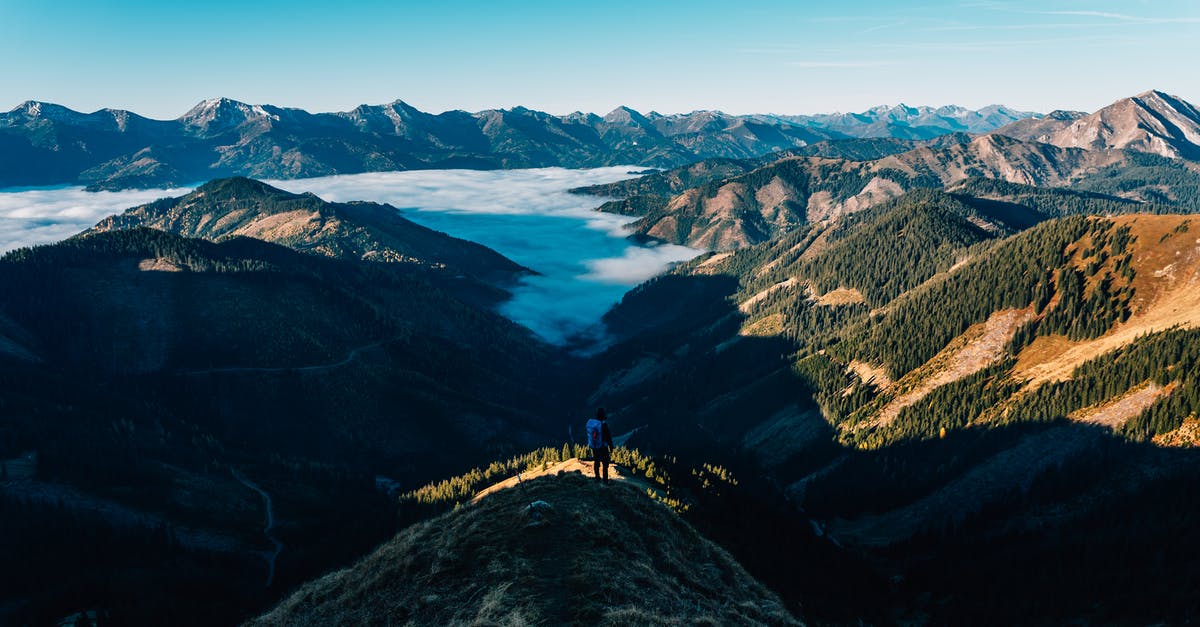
[0,97,1038,191]
[993,89,1200,159]
[87,176,531,294]
[585,91,1200,250]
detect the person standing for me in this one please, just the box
[586,408,615,484]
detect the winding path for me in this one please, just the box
[182,340,387,376]
[232,469,284,587]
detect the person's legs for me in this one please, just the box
[602,460,610,482]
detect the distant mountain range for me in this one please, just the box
[0,98,1038,191]
[759,103,1035,140]
[575,90,1200,250]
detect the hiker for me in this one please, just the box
[586,408,615,484]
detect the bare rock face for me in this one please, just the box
[996,90,1200,160]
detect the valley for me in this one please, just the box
[3,88,1200,626]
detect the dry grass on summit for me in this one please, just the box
[250,472,799,626]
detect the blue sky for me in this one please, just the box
[2,0,1197,118]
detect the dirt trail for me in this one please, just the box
[860,308,1033,431]
[182,339,387,375]
[232,469,284,587]
[471,458,658,504]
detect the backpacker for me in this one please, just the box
[586,418,605,449]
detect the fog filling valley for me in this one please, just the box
[0,167,702,345]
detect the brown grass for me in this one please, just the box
[1154,416,1200,447]
[855,307,1034,432]
[814,287,865,307]
[249,473,800,626]
[739,313,785,338]
[1014,215,1200,387]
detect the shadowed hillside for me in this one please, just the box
[0,226,564,625]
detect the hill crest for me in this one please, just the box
[250,472,801,626]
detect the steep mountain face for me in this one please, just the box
[764,103,1038,139]
[0,99,849,191]
[995,90,1200,160]
[574,92,1200,251]
[597,128,1200,250]
[89,177,530,291]
[0,226,564,625]
[604,135,1132,249]
[252,472,801,626]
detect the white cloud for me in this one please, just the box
[265,167,710,345]
[0,185,194,253]
[580,243,702,285]
[262,166,643,219]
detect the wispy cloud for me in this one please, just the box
[860,21,909,34]
[1034,10,1200,24]
[875,34,1128,52]
[789,60,900,68]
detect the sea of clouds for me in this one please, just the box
[264,167,703,345]
[0,185,193,253]
[0,167,703,345]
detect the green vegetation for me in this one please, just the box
[833,216,1097,378]
[1076,152,1200,207]
[796,190,999,306]
[1002,327,1200,439]
[0,225,560,625]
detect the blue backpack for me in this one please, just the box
[586,418,605,449]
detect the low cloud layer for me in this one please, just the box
[269,167,705,344]
[0,186,193,253]
[581,242,701,285]
[0,168,704,345]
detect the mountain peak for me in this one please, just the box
[180,97,277,130]
[194,176,290,197]
[1055,90,1200,159]
[1134,88,1171,100]
[9,100,79,120]
[604,105,651,125]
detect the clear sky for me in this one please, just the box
[2,0,1197,119]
